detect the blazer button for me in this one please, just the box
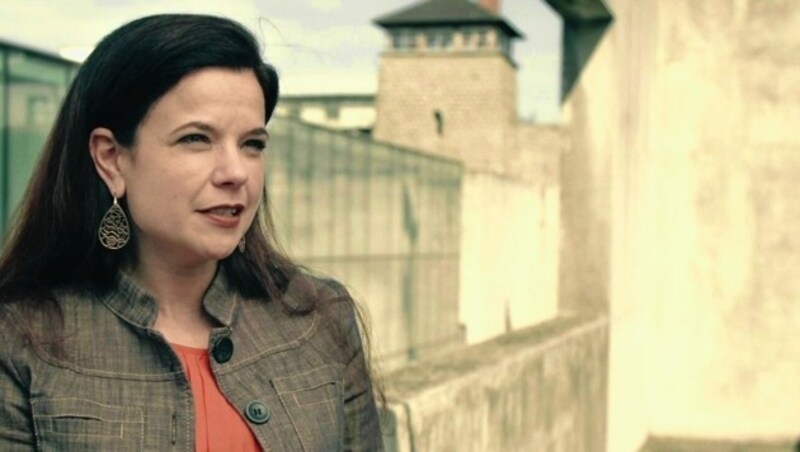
[245,401,271,424]
[212,337,234,363]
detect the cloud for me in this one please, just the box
[281,71,377,95]
[254,17,382,69]
[0,0,263,55]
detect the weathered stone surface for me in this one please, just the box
[560,0,800,449]
[383,314,608,452]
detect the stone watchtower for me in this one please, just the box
[372,0,523,172]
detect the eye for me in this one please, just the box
[244,139,267,152]
[178,133,210,145]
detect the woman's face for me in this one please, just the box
[118,67,267,269]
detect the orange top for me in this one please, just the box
[171,343,261,452]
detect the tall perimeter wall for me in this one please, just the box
[558,0,800,449]
[373,46,563,344]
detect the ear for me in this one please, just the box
[89,127,127,198]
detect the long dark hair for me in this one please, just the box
[0,14,294,303]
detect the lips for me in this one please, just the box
[198,204,244,228]
[204,206,242,216]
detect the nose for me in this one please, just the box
[211,143,249,188]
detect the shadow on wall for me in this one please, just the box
[543,0,613,100]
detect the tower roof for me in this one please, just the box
[374,0,524,38]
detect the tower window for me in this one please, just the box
[442,32,453,49]
[477,29,488,48]
[499,34,511,55]
[426,29,454,51]
[392,30,414,50]
[461,30,474,49]
[434,110,444,136]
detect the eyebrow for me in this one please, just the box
[246,127,270,139]
[172,121,214,135]
[172,121,269,138]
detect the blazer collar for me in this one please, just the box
[101,267,238,331]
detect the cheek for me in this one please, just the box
[129,174,170,205]
[125,187,172,230]
[124,170,192,226]
[249,161,266,195]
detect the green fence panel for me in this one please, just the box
[0,43,76,240]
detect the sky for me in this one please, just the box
[0,0,562,122]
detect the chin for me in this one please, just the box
[210,247,238,261]
[196,241,239,262]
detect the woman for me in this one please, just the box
[0,14,383,451]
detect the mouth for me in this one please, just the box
[198,204,245,227]
[200,205,244,217]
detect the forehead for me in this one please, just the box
[145,67,266,125]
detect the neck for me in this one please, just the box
[130,254,218,324]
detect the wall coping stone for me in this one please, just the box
[380,313,609,451]
[384,313,608,400]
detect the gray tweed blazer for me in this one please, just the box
[0,269,383,451]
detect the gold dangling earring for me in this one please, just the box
[98,197,130,250]
[238,236,246,253]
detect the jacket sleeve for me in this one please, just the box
[342,324,383,451]
[0,307,36,450]
[325,281,384,451]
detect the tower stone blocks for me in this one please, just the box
[372,0,525,175]
[374,49,518,173]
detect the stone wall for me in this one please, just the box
[456,122,564,344]
[459,170,560,344]
[268,117,465,371]
[383,314,609,452]
[558,0,800,449]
